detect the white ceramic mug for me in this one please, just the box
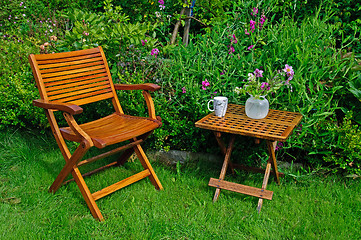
[207,96,228,117]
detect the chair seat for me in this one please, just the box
[60,113,162,148]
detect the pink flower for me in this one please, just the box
[182,87,186,93]
[251,7,258,16]
[254,69,263,78]
[260,82,269,90]
[250,20,256,31]
[202,79,210,90]
[151,48,160,57]
[158,0,164,4]
[275,142,284,151]
[247,45,254,50]
[229,45,235,54]
[283,64,294,80]
[245,29,250,35]
[232,34,237,44]
[141,39,147,46]
[260,14,267,28]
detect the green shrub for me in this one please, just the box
[0,70,47,129]
[309,113,361,175]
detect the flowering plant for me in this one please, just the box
[235,64,295,99]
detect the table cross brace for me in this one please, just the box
[209,132,281,212]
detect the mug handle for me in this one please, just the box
[207,100,214,112]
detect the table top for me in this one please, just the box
[195,104,303,142]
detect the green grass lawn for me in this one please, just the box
[1,128,360,239]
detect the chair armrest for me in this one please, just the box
[33,99,83,115]
[114,83,160,92]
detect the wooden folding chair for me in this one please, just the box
[29,46,163,221]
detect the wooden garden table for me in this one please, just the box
[195,104,302,212]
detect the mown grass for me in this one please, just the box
[0,128,360,239]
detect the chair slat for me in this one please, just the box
[47,81,109,97]
[39,58,104,73]
[42,64,105,79]
[34,48,100,61]
[37,53,102,66]
[49,85,111,101]
[42,69,106,83]
[46,77,108,92]
[31,46,117,106]
[51,89,111,103]
[70,92,114,106]
[44,73,108,88]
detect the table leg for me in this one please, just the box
[214,132,235,174]
[213,132,227,155]
[212,135,236,202]
[257,160,272,213]
[267,140,280,185]
[257,141,279,213]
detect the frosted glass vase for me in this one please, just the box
[245,95,269,119]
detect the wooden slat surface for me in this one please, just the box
[60,113,161,148]
[208,178,273,200]
[34,48,101,61]
[195,104,303,142]
[33,47,114,105]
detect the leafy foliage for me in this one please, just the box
[0,0,361,175]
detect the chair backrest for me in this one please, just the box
[29,46,122,112]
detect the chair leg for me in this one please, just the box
[116,148,135,166]
[49,141,91,193]
[116,132,154,166]
[133,144,163,190]
[71,167,104,221]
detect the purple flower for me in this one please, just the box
[232,34,237,44]
[275,142,284,151]
[260,82,269,90]
[202,79,210,90]
[158,0,164,4]
[250,20,256,31]
[229,45,235,54]
[251,7,258,16]
[151,48,160,57]
[141,39,147,46]
[254,69,263,78]
[283,64,294,81]
[182,87,186,93]
[220,70,226,75]
[247,45,254,50]
[260,14,267,28]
